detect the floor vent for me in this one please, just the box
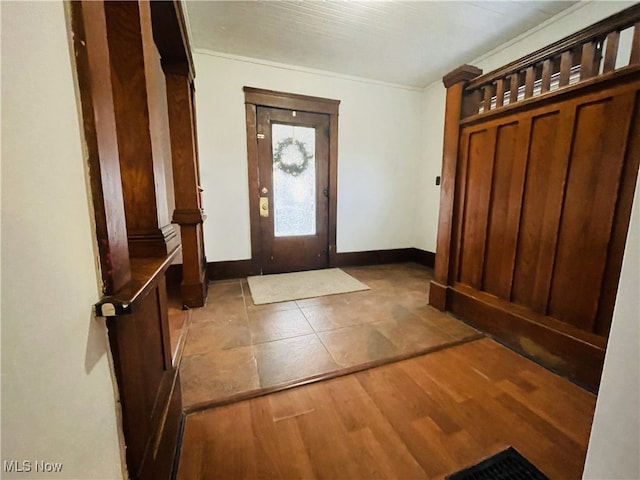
[446,447,549,480]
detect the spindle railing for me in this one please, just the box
[462,4,640,118]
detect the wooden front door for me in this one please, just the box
[256,106,330,274]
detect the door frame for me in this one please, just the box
[244,87,340,274]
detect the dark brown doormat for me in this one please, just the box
[446,447,549,480]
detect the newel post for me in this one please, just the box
[429,65,482,311]
[151,0,207,307]
[164,64,208,307]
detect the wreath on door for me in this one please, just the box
[273,137,312,176]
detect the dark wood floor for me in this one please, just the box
[176,337,596,479]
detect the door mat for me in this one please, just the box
[247,268,369,305]
[446,447,549,480]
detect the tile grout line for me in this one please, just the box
[239,279,261,386]
[179,265,482,413]
[297,298,349,368]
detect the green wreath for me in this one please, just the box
[273,137,313,176]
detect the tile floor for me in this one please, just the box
[173,263,481,410]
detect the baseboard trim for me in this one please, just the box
[168,248,436,282]
[207,259,256,280]
[331,248,412,267]
[332,247,435,268]
[411,248,435,268]
[166,264,182,288]
[428,280,448,311]
[447,283,606,392]
[166,265,208,307]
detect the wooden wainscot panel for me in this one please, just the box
[549,92,636,331]
[447,81,640,388]
[482,121,524,300]
[140,373,183,479]
[431,6,640,390]
[594,90,640,336]
[510,107,573,313]
[456,127,496,289]
[101,254,183,480]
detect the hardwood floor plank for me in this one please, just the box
[498,374,595,444]
[410,415,468,477]
[175,412,205,479]
[178,403,257,479]
[344,427,404,479]
[249,396,313,479]
[493,392,586,478]
[324,376,427,478]
[248,397,286,479]
[177,338,596,480]
[268,384,316,422]
[211,402,258,479]
[413,363,472,403]
[294,386,365,479]
[355,367,459,477]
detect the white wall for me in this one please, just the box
[415,0,638,253]
[195,2,637,259]
[1,2,125,478]
[193,52,424,261]
[583,175,640,479]
[415,81,447,251]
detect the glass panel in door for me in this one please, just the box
[271,123,316,237]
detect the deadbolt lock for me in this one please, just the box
[259,197,269,217]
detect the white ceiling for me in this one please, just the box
[184,1,578,89]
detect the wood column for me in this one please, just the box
[165,65,207,307]
[429,65,482,311]
[70,0,131,294]
[104,0,178,258]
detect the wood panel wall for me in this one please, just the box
[453,81,639,328]
[105,257,183,480]
[433,72,640,391]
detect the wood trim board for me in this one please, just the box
[167,248,436,284]
[243,87,340,275]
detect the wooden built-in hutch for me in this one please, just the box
[70,1,206,478]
